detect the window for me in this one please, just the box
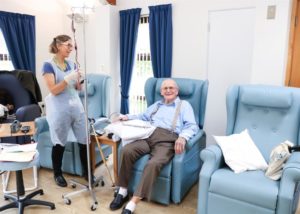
[129,16,153,114]
[0,29,14,70]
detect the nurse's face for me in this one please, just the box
[57,40,73,58]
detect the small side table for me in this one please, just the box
[90,135,120,183]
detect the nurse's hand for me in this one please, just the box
[64,70,79,84]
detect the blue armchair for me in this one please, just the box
[197,84,300,214]
[121,77,209,205]
[34,74,112,176]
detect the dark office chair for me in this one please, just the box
[0,70,41,143]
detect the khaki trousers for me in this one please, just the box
[117,127,178,200]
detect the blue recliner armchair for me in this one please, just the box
[34,74,112,176]
[121,77,209,205]
[197,84,300,214]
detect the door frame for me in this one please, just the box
[285,0,298,86]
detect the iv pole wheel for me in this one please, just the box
[91,202,98,211]
[64,198,71,205]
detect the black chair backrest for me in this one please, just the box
[0,72,33,113]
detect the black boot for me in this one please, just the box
[78,144,95,184]
[52,144,67,187]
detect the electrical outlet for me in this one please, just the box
[267,5,276,20]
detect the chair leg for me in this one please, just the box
[0,201,17,211]
[23,199,55,209]
[3,193,17,201]
[2,166,38,194]
[23,188,43,199]
[0,188,55,213]
[1,171,10,193]
[18,202,24,214]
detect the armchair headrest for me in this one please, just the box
[78,73,111,119]
[240,86,292,109]
[226,84,300,161]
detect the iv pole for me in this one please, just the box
[62,5,101,211]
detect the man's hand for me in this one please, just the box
[174,137,186,154]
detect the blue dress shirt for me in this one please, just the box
[127,97,199,141]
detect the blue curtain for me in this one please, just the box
[0,11,36,74]
[119,8,141,114]
[149,4,172,78]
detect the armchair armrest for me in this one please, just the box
[200,144,224,174]
[186,130,205,150]
[34,116,49,136]
[277,152,300,214]
[172,132,206,203]
[198,144,225,214]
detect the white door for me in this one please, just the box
[205,7,255,145]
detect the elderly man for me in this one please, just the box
[109,79,199,214]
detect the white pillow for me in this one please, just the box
[214,129,268,173]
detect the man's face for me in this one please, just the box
[160,79,179,104]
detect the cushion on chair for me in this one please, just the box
[214,129,268,173]
[209,168,279,210]
[240,87,292,109]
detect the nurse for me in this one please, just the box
[42,35,90,187]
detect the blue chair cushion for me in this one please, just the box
[209,168,279,210]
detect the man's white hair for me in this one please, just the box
[160,78,179,90]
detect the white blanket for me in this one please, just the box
[104,119,156,146]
